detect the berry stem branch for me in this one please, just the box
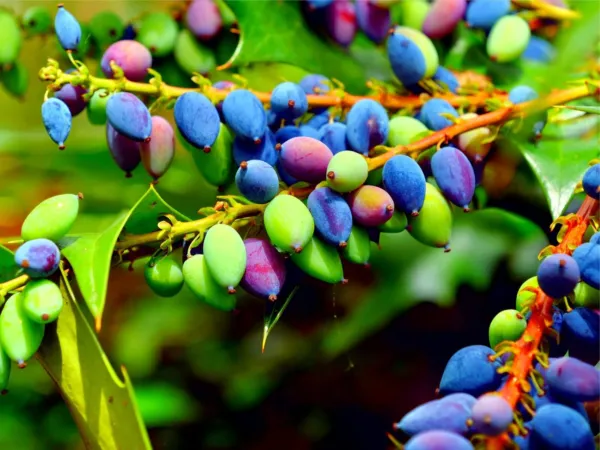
[39,60,505,111]
[367,83,596,170]
[512,0,581,20]
[486,195,599,449]
[0,274,30,302]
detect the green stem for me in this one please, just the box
[0,274,30,302]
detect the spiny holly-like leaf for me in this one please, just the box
[36,268,151,450]
[517,137,598,219]
[62,186,190,328]
[223,0,370,93]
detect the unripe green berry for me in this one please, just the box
[144,258,184,298]
[489,309,527,349]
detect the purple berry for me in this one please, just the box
[106,122,142,177]
[307,187,353,247]
[101,40,152,82]
[347,185,394,227]
[355,1,390,44]
[241,238,286,301]
[537,253,580,298]
[431,146,476,211]
[470,394,513,436]
[14,238,60,278]
[279,136,333,183]
[546,357,600,402]
[186,0,222,40]
[326,0,357,47]
[422,0,467,39]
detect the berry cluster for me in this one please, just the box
[393,164,599,449]
[0,194,80,391]
[1,0,595,447]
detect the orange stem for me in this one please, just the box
[486,196,599,449]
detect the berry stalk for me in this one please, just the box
[486,195,599,448]
[512,0,581,20]
[367,84,595,170]
[39,60,504,111]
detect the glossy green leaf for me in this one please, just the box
[516,137,599,219]
[62,186,190,325]
[262,286,299,353]
[36,271,151,450]
[223,0,369,92]
[554,104,600,115]
[0,245,17,283]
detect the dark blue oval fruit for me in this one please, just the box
[174,92,220,152]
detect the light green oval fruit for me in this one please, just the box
[137,12,179,57]
[457,113,492,163]
[87,89,112,125]
[326,151,369,193]
[399,0,430,29]
[144,258,184,297]
[0,61,28,98]
[342,227,371,265]
[22,279,64,324]
[489,309,527,349]
[174,29,216,75]
[394,27,439,78]
[203,224,247,292]
[0,293,45,367]
[387,116,429,147]
[190,123,235,187]
[0,341,10,393]
[408,183,452,250]
[264,195,315,253]
[88,11,123,49]
[182,255,236,311]
[0,11,22,65]
[516,276,538,311]
[22,6,52,35]
[573,282,600,308]
[290,237,344,283]
[21,194,79,242]
[379,211,408,233]
[486,16,531,63]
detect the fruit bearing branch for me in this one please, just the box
[486,195,599,449]
[40,60,505,111]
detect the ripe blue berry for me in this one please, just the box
[572,242,600,289]
[537,253,580,298]
[318,122,349,155]
[233,131,278,167]
[54,5,81,51]
[14,239,60,278]
[345,99,389,155]
[41,98,72,149]
[545,357,600,402]
[382,155,426,216]
[106,92,152,142]
[222,90,267,143]
[431,146,476,211]
[235,160,279,204]
[405,430,474,450]
[174,92,220,152]
[530,404,595,450]
[582,164,599,198]
[307,187,353,247]
[270,82,308,120]
[439,345,503,396]
[470,394,513,436]
[419,98,459,131]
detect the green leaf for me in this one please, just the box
[554,104,600,115]
[36,270,151,450]
[0,245,17,283]
[223,0,371,93]
[62,186,190,326]
[516,137,599,219]
[262,286,299,353]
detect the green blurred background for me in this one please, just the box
[0,1,582,449]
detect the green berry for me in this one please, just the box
[89,11,124,49]
[182,255,236,311]
[387,116,429,146]
[22,279,64,324]
[489,309,527,349]
[144,258,184,298]
[174,29,216,75]
[0,11,22,65]
[203,224,247,293]
[407,183,452,250]
[22,6,52,35]
[137,12,179,57]
[487,16,530,63]
[516,276,538,311]
[379,211,408,233]
[190,123,235,186]
[290,237,344,283]
[0,340,10,394]
[342,226,371,265]
[0,293,45,368]
[0,61,28,98]
[326,151,369,193]
[21,194,80,242]
[87,89,112,125]
[573,282,600,308]
[264,195,315,253]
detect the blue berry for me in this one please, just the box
[395,396,472,436]
[419,99,458,131]
[233,131,278,167]
[222,90,267,143]
[405,430,474,450]
[174,92,220,152]
[545,357,600,402]
[275,126,302,146]
[582,164,600,199]
[318,122,349,155]
[54,5,81,51]
[270,82,308,120]
[15,239,60,278]
[465,0,510,30]
[235,160,279,204]
[530,404,595,450]
[439,345,503,396]
[508,85,539,104]
[431,146,476,211]
[41,98,72,149]
[523,36,556,63]
[307,187,353,247]
[345,99,389,155]
[562,308,600,365]
[537,253,580,298]
[106,92,152,142]
[382,155,426,216]
[470,394,513,436]
[572,242,600,289]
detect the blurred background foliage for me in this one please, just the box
[0,1,598,449]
